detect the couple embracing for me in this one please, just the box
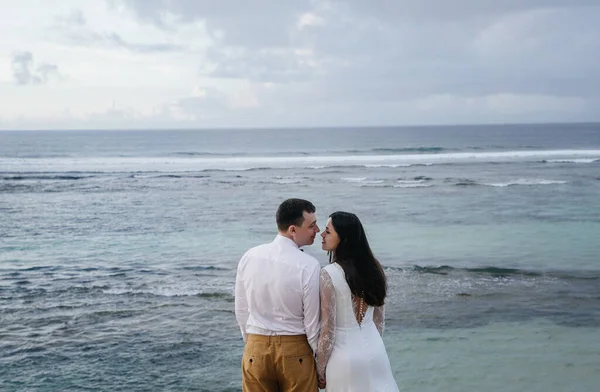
[235,198,399,391]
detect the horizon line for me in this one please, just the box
[0,120,599,132]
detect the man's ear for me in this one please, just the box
[288,225,296,236]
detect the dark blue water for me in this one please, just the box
[1,123,600,158]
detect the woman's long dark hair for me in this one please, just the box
[329,211,387,307]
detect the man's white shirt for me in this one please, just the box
[235,235,321,353]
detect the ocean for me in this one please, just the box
[1,123,599,391]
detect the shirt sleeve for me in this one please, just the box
[303,263,321,353]
[234,252,249,342]
[316,269,336,380]
[373,304,385,337]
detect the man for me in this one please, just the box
[235,198,321,392]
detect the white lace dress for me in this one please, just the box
[316,263,399,392]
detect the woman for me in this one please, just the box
[316,211,399,391]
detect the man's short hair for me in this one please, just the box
[276,198,316,231]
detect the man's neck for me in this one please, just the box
[278,232,300,248]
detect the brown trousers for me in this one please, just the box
[241,334,318,392]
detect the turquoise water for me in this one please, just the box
[1,124,600,391]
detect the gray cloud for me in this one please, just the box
[291,3,600,100]
[36,64,61,83]
[11,52,61,85]
[203,46,319,83]
[341,0,600,21]
[103,32,183,53]
[112,0,600,123]
[55,9,86,26]
[52,9,183,53]
[114,0,312,47]
[11,52,38,85]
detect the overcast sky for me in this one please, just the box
[1,0,599,130]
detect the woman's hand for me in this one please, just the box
[318,374,326,389]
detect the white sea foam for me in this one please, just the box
[102,285,231,297]
[544,158,599,164]
[341,177,367,182]
[397,179,427,184]
[394,183,434,188]
[360,183,390,188]
[103,287,202,297]
[3,149,600,172]
[363,164,415,168]
[484,179,568,187]
[272,177,302,184]
[342,177,385,184]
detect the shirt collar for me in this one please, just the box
[274,234,300,249]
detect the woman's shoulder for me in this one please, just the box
[322,262,343,276]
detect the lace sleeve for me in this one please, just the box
[373,304,385,337]
[316,269,336,380]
